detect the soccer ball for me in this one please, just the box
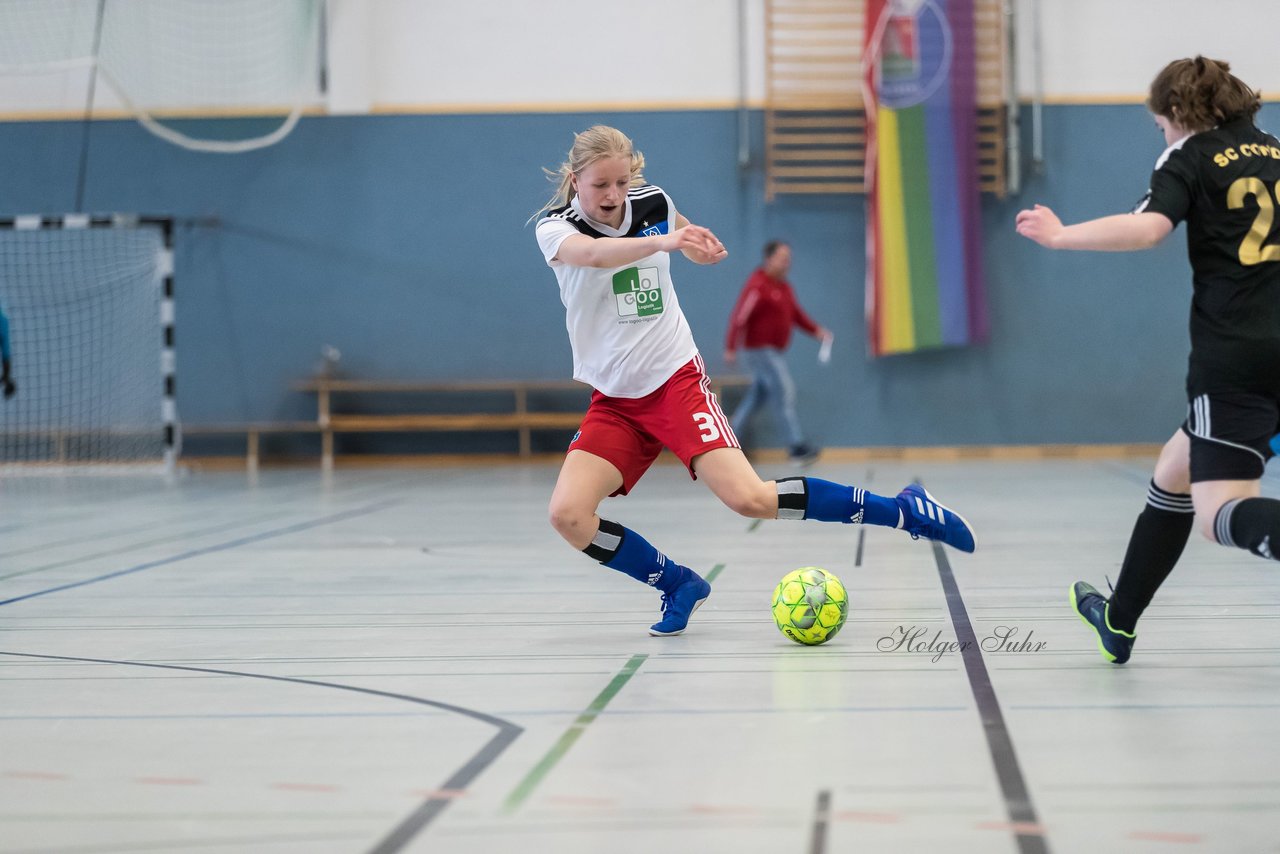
[771,567,848,646]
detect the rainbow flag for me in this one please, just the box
[864,0,988,356]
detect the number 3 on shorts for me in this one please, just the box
[693,412,721,443]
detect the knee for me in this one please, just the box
[1152,462,1191,495]
[548,499,593,546]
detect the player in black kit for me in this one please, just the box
[1016,56,1280,663]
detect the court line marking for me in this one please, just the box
[704,563,727,584]
[502,653,648,814]
[0,500,398,607]
[931,540,1051,854]
[0,509,298,582]
[2,832,375,853]
[0,650,522,854]
[808,789,832,854]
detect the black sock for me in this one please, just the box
[1108,481,1194,633]
[1216,497,1280,561]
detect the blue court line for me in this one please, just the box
[0,500,399,607]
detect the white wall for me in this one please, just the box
[336,0,753,112]
[1013,0,1280,102]
[1,0,1277,116]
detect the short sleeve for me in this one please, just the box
[1135,147,1195,225]
[535,217,577,266]
[664,192,679,232]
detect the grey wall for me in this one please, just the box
[3,103,1272,454]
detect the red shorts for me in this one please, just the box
[569,355,740,496]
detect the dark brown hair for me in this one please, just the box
[1147,56,1261,132]
[763,239,789,260]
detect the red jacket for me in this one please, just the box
[725,268,821,352]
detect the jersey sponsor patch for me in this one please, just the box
[613,266,664,318]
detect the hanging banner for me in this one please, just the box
[864,0,988,356]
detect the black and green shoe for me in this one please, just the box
[1070,581,1136,664]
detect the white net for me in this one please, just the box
[0,0,99,73]
[0,0,322,152]
[0,218,172,469]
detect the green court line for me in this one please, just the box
[705,562,726,584]
[502,653,648,814]
[747,518,763,533]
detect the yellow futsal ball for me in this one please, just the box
[771,567,848,646]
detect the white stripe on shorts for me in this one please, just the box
[693,354,739,448]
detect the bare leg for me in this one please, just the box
[547,449,623,549]
[691,447,778,518]
[1192,478,1262,543]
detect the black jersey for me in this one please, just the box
[1136,116,1280,396]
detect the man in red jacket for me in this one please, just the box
[724,240,831,463]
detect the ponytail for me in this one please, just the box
[1147,56,1261,132]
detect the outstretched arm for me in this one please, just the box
[1015,204,1173,251]
[552,220,727,268]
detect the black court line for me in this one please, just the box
[0,509,298,583]
[808,789,831,854]
[0,651,523,854]
[931,541,1050,854]
[0,500,398,607]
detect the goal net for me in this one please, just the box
[0,215,176,471]
[0,0,323,153]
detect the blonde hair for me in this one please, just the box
[1147,56,1261,133]
[531,125,646,221]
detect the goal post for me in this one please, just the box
[0,214,176,472]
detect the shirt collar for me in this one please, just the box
[571,195,632,237]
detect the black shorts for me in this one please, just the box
[1182,391,1280,482]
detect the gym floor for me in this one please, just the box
[2,457,1278,853]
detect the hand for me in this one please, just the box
[724,349,737,367]
[1015,204,1065,248]
[3,379,14,399]
[667,224,728,264]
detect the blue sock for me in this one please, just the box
[777,477,901,527]
[583,519,692,593]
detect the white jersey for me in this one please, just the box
[535,184,699,398]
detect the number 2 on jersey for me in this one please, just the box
[1227,177,1280,265]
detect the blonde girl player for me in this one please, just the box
[1017,57,1280,663]
[533,126,976,637]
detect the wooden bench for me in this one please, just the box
[181,422,323,471]
[294,376,750,469]
[182,376,749,469]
